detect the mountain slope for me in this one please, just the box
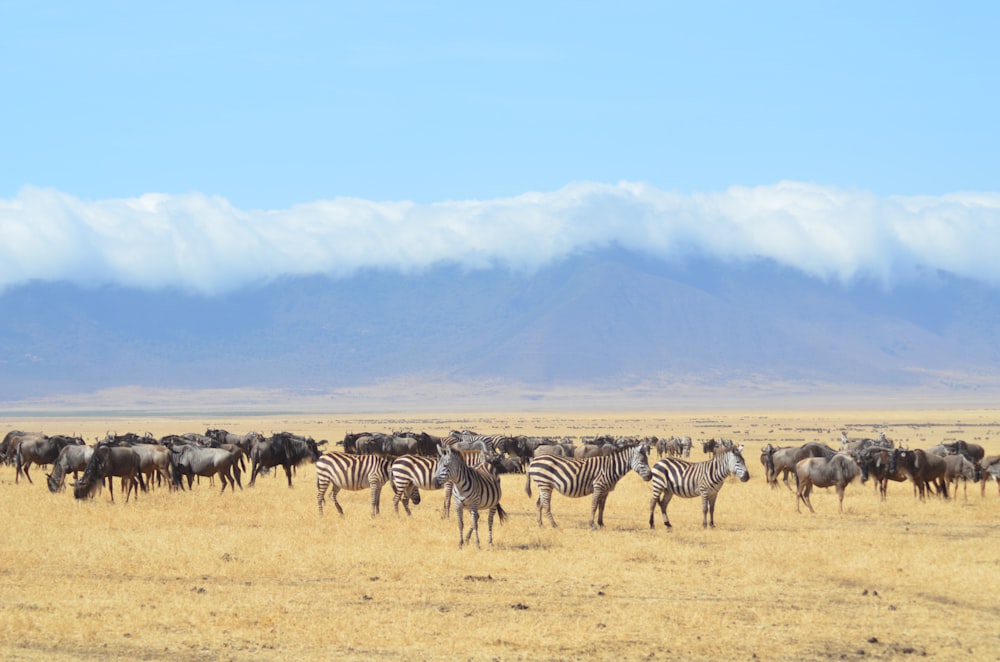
[1,250,998,401]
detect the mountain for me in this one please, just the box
[2,249,999,406]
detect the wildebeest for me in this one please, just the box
[16,434,85,484]
[981,455,1000,498]
[795,453,861,514]
[855,447,908,501]
[943,454,979,501]
[73,444,145,503]
[169,444,242,493]
[890,448,948,500]
[131,443,173,491]
[2,431,45,466]
[205,429,264,457]
[249,432,322,487]
[764,442,838,490]
[46,444,94,493]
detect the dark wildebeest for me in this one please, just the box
[856,447,908,501]
[2,431,45,466]
[205,429,264,457]
[942,440,985,464]
[765,442,838,490]
[47,444,95,493]
[169,444,242,493]
[73,444,145,503]
[249,432,322,487]
[795,453,861,514]
[16,434,85,484]
[890,448,948,500]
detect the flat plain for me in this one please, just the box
[1,408,998,661]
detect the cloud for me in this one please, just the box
[2,181,999,295]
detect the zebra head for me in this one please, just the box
[727,445,750,482]
[434,444,458,487]
[631,443,653,481]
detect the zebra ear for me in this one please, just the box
[436,444,445,456]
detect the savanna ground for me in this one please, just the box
[1,408,998,661]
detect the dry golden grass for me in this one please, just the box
[1,408,998,661]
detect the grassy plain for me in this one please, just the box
[1,408,998,661]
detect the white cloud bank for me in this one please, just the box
[2,181,999,295]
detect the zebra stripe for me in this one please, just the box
[525,444,652,530]
[448,432,511,455]
[389,454,454,518]
[435,446,507,548]
[316,452,391,517]
[649,446,750,529]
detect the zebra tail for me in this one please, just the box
[496,502,508,525]
[524,472,532,498]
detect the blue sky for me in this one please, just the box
[2,1,999,293]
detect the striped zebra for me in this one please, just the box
[391,449,500,518]
[525,443,652,530]
[649,444,750,529]
[390,454,452,518]
[448,431,512,455]
[434,445,507,548]
[315,452,392,516]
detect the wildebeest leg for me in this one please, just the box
[232,465,243,490]
[284,464,294,487]
[837,485,845,513]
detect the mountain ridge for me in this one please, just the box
[2,249,999,406]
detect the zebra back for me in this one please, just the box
[527,444,651,498]
[652,447,748,498]
[317,452,391,488]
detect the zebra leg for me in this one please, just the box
[330,486,345,516]
[467,506,481,549]
[392,486,405,515]
[538,487,557,527]
[589,491,606,530]
[707,494,717,528]
[487,507,495,546]
[455,504,465,548]
[442,482,453,519]
[369,479,380,518]
[660,492,673,528]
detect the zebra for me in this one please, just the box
[315,452,391,517]
[390,454,452,518]
[448,431,512,455]
[434,445,507,548]
[649,444,750,529]
[525,443,652,530]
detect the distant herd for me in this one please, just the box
[2,427,998,547]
